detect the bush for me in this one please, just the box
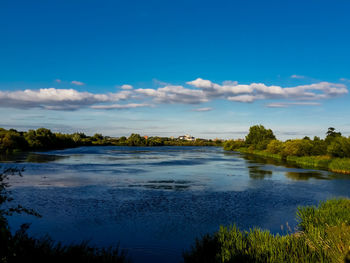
[327,137,350,158]
[281,139,313,157]
[223,140,245,151]
[266,140,284,154]
[245,125,276,150]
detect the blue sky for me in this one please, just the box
[1,0,350,139]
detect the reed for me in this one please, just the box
[184,198,350,263]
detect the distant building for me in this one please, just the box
[178,134,195,141]
[144,136,148,140]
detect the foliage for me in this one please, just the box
[266,140,284,154]
[0,127,222,154]
[327,137,350,158]
[286,155,331,170]
[281,139,313,157]
[245,125,276,150]
[309,136,327,155]
[225,126,350,174]
[328,158,350,174]
[223,140,245,151]
[325,127,342,145]
[184,198,350,263]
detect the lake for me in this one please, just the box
[2,146,350,262]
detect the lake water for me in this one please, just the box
[2,146,350,262]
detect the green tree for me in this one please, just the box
[24,128,57,149]
[245,125,276,150]
[0,130,28,152]
[127,133,146,146]
[327,137,350,158]
[325,127,342,145]
[282,139,313,157]
[223,140,245,151]
[310,136,327,156]
[266,140,284,154]
[92,133,104,141]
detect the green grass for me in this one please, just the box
[231,147,350,174]
[235,147,284,160]
[184,198,350,263]
[286,155,332,170]
[329,158,350,174]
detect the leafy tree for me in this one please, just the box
[327,137,350,158]
[127,133,145,146]
[266,140,284,154]
[325,127,342,144]
[0,130,28,152]
[310,136,327,156]
[282,139,313,157]
[223,140,245,151]
[245,125,276,150]
[147,137,163,146]
[24,128,57,149]
[92,133,104,141]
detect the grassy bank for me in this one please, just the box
[184,198,350,263]
[234,147,350,175]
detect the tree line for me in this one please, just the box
[224,125,350,158]
[0,128,222,153]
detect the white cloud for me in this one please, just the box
[187,78,219,89]
[135,85,208,104]
[193,107,213,112]
[0,88,131,110]
[291,74,306,79]
[0,78,347,111]
[91,103,151,109]
[228,95,258,103]
[266,102,321,108]
[71,80,85,86]
[120,84,133,90]
[186,78,347,102]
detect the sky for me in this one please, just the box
[1,0,350,140]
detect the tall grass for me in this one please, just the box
[184,198,350,263]
[286,155,332,170]
[329,158,350,174]
[233,147,350,174]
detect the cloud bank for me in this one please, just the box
[0,78,347,110]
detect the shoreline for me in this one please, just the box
[232,147,350,175]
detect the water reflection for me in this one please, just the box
[285,171,330,181]
[238,152,295,168]
[129,180,193,191]
[0,152,67,163]
[248,166,273,180]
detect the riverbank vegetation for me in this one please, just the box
[0,168,130,263]
[0,127,222,154]
[224,125,350,174]
[184,198,350,263]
